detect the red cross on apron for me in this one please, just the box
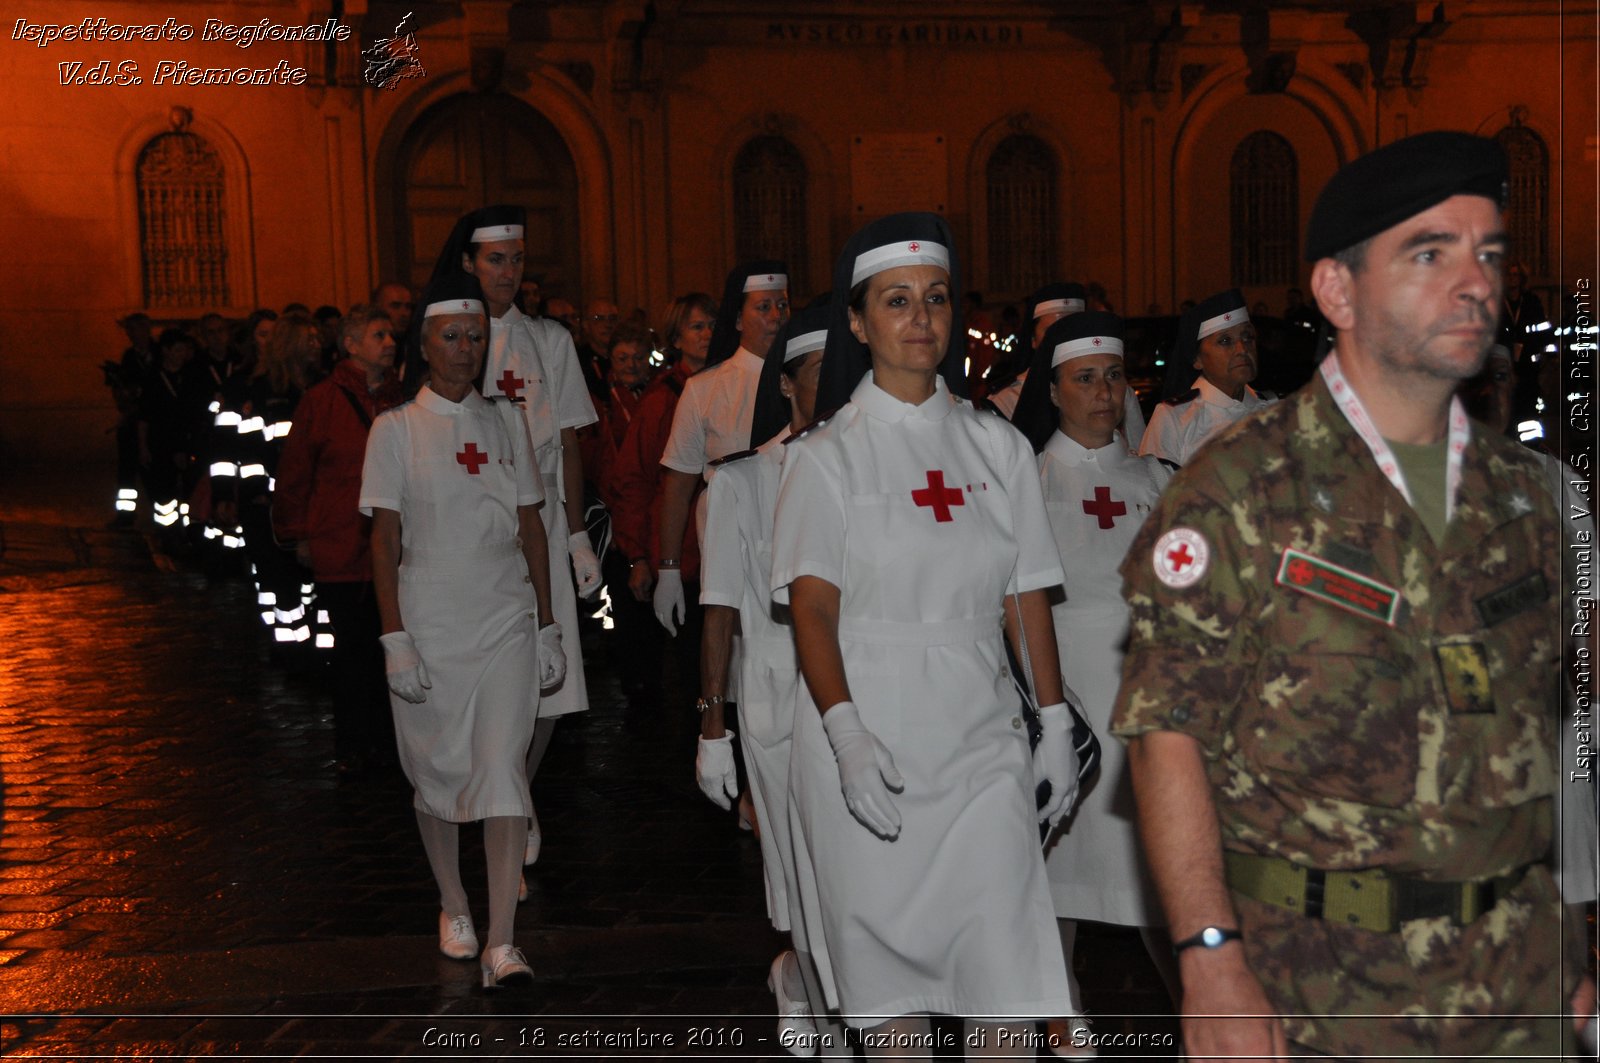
[1081,486,1127,529]
[496,370,525,401]
[457,443,488,475]
[911,470,964,522]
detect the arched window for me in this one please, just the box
[986,135,1057,297]
[732,136,808,297]
[1229,131,1298,286]
[137,131,229,308]
[1496,122,1549,276]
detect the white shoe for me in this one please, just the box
[1047,1015,1097,1058]
[767,951,818,1057]
[438,911,478,960]
[524,807,541,865]
[481,943,533,988]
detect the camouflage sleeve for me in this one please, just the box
[1109,468,1260,755]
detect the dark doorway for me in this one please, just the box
[389,94,580,300]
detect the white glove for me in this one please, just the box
[1033,702,1080,826]
[568,530,602,598]
[379,631,431,704]
[653,566,685,635]
[821,701,903,839]
[696,733,739,810]
[538,622,566,690]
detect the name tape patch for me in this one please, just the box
[1474,571,1548,628]
[1274,547,1400,626]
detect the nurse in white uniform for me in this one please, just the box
[1138,288,1274,466]
[698,298,839,1056]
[771,213,1079,1057]
[1010,311,1181,1055]
[363,271,565,989]
[433,206,600,867]
[653,261,789,634]
[988,283,1145,451]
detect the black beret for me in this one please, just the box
[1305,131,1508,261]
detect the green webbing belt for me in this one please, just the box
[1223,851,1524,933]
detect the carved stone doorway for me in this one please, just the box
[388,93,580,301]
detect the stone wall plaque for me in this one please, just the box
[851,133,948,218]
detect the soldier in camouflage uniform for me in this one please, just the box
[1110,131,1595,1059]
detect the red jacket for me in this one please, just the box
[609,361,701,578]
[578,381,647,508]
[272,360,402,583]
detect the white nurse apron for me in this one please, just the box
[1038,430,1170,925]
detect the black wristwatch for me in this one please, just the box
[1172,926,1242,954]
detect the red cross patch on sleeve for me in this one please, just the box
[1153,527,1208,588]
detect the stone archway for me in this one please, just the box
[387,93,580,299]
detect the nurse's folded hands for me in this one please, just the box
[380,630,432,703]
[821,701,903,840]
[538,622,566,689]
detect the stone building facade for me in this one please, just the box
[1,0,1592,464]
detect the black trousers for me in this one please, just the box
[600,549,665,696]
[315,580,396,763]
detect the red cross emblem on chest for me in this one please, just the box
[1082,486,1127,529]
[911,470,964,523]
[496,370,525,401]
[457,442,488,475]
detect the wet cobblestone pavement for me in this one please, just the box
[0,468,1178,1060]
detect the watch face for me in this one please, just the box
[1201,927,1226,947]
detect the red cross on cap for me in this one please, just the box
[766,275,774,282]
[1092,337,1102,346]
[907,241,920,252]
[460,301,470,310]
[1223,312,1233,321]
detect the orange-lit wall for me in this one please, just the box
[0,0,1591,467]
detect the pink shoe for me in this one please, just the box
[438,911,478,960]
[481,943,533,988]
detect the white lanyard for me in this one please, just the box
[1320,352,1469,524]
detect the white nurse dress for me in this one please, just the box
[484,305,597,718]
[700,430,803,937]
[359,386,544,822]
[770,372,1071,1027]
[1037,430,1172,926]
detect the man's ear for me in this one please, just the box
[1311,258,1356,333]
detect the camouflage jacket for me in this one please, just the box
[1110,371,1561,879]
